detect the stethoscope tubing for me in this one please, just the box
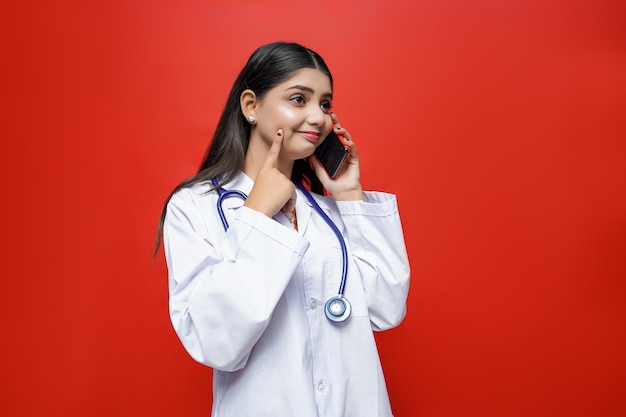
[293,182,348,297]
[214,184,247,231]
[211,177,351,323]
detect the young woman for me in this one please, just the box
[158,41,411,417]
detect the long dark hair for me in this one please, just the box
[155,42,333,254]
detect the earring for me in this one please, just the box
[247,115,256,124]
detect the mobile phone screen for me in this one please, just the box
[314,130,350,179]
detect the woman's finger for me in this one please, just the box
[263,129,284,168]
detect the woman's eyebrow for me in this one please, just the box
[286,85,333,99]
[286,84,313,93]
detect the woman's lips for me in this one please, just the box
[297,131,321,141]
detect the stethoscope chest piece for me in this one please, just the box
[325,296,352,323]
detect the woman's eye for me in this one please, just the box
[320,101,333,113]
[289,95,305,105]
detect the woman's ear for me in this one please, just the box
[240,89,258,123]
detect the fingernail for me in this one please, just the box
[277,129,283,136]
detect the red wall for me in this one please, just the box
[2,1,625,416]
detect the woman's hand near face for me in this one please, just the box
[311,113,364,201]
[245,130,297,216]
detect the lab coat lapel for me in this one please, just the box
[295,188,312,234]
[296,188,333,236]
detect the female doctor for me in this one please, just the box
[157,42,411,417]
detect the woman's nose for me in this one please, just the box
[307,105,327,126]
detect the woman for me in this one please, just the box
[158,41,410,417]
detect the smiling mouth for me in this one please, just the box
[297,131,321,141]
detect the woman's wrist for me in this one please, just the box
[333,186,364,201]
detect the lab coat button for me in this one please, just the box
[317,382,326,393]
[309,300,317,310]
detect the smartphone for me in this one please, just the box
[314,130,350,179]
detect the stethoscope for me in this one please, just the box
[211,177,351,323]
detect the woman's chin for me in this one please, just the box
[288,145,316,161]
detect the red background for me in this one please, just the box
[2,0,625,416]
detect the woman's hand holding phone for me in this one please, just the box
[311,113,364,201]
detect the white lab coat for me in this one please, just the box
[164,172,410,417]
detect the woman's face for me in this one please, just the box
[252,68,334,161]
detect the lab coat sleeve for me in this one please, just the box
[336,191,411,331]
[163,188,310,371]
